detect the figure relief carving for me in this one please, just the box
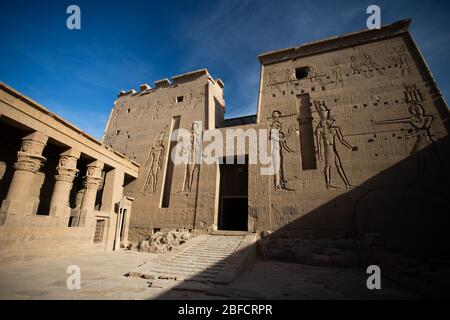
[267,72,282,93]
[185,92,204,112]
[181,122,202,194]
[372,102,443,184]
[314,101,358,190]
[331,58,344,87]
[285,68,295,84]
[350,53,384,78]
[142,128,167,195]
[152,101,162,120]
[306,66,327,86]
[269,111,294,191]
[392,46,410,77]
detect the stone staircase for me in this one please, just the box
[126,233,257,292]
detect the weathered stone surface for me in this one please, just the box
[130,229,195,253]
[100,18,450,267]
[258,238,364,267]
[0,83,139,264]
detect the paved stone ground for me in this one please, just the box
[129,234,245,282]
[0,249,419,300]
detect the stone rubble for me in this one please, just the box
[124,229,194,254]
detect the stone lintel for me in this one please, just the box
[61,148,81,159]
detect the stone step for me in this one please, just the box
[175,254,233,260]
[168,260,227,268]
[176,253,232,260]
[210,230,251,236]
[126,234,257,286]
[146,268,217,278]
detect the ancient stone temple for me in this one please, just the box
[102,19,450,259]
[0,83,139,263]
[1,18,449,266]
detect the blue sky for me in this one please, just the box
[1,0,449,139]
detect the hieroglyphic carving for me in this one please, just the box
[186,92,204,112]
[181,122,202,194]
[152,101,162,120]
[306,66,327,86]
[142,129,166,195]
[350,53,384,78]
[392,46,410,77]
[267,72,282,93]
[314,101,358,190]
[403,83,423,104]
[269,111,294,191]
[331,58,344,87]
[285,68,295,83]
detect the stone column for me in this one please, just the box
[100,168,124,251]
[49,149,80,222]
[78,160,104,227]
[0,131,48,225]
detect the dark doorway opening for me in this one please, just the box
[218,158,248,231]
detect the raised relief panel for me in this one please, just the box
[331,58,344,88]
[314,101,358,190]
[142,129,167,195]
[180,122,202,194]
[350,53,384,78]
[392,46,411,77]
[372,100,441,184]
[269,110,294,191]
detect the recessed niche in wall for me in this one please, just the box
[295,67,309,80]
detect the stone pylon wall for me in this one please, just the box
[103,70,225,240]
[255,22,450,256]
[104,21,450,257]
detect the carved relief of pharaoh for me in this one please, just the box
[314,101,358,190]
[181,122,202,194]
[372,102,441,184]
[142,129,166,195]
[269,111,294,191]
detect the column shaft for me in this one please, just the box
[0,131,48,224]
[49,149,80,221]
[78,160,104,226]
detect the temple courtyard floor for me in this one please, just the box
[0,250,418,300]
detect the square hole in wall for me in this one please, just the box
[295,67,309,80]
[177,96,184,103]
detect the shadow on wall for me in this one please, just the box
[147,132,450,299]
[271,134,450,259]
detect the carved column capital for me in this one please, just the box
[14,132,48,173]
[83,161,104,190]
[55,154,79,183]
